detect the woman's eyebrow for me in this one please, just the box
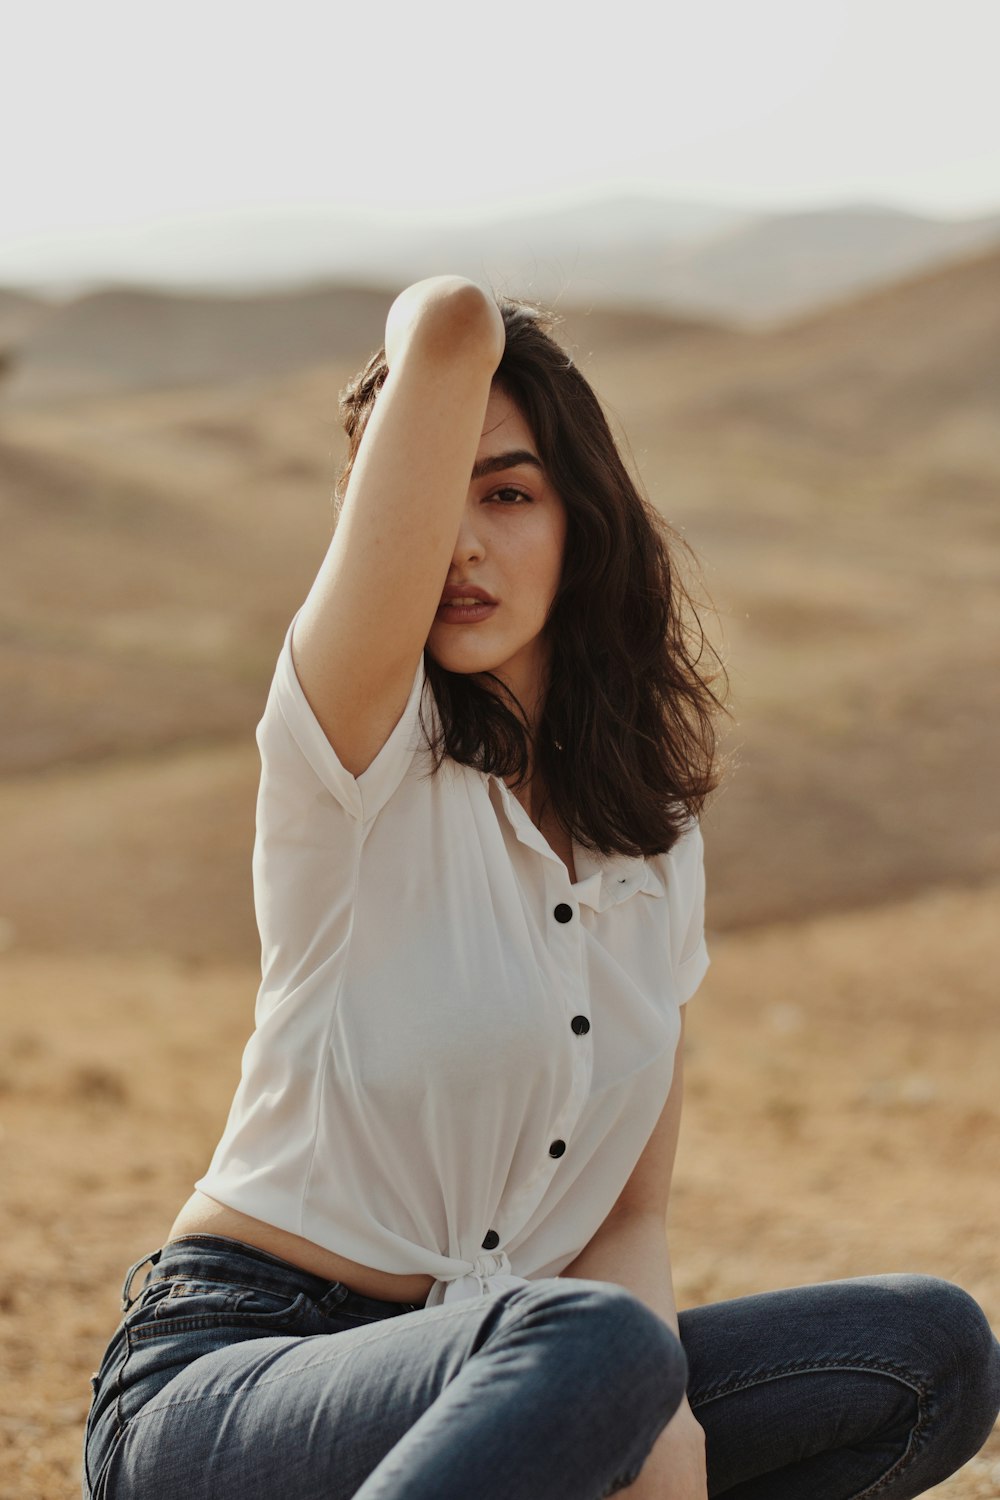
[470,449,545,481]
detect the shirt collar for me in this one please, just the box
[488,774,665,913]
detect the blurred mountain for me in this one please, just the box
[5,224,1000,412]
[601,201,1000,326]
[1,198,998,405]
[0,195,749,303]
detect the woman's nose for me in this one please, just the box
[452,517,485,562]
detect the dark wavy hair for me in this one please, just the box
[334,293,731,858]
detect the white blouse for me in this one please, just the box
[194,608,710,1307]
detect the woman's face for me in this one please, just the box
[425,384,567,721]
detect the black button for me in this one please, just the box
[549,1139,566,1157]
[554,903,574,923]
[481,1229,500,1250]
[571,1014,590,1034]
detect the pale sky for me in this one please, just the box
[3,0,999,281]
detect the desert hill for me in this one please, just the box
[0,280,731,407]
[592,239,1000,479]
[0,282,395,406]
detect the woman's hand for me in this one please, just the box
[622,1398,708,1500]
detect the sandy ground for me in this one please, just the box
[1,879,998,1498]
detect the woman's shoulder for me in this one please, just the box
[257,615,442,827]
[644,812,705,909]
[653,811,704,869]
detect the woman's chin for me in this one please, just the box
[430,656,499,678]
[426,636,507,676]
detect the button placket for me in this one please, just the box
[544,874,593,1169]
[496,780,594,1195]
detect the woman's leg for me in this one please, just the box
[679,1272,1000,1499]
[98,1266,687,1500]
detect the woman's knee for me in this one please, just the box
[510,1277,688,1418]
[882,1274,1000,1449]
[920,1278,1000,1418]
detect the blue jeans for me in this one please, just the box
[82,1233,1000,1500]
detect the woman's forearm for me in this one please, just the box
[561,1207,682,1337]
[562,1214,706,1498]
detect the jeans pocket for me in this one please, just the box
[126,1276,312,1341]
[112,1277,317,1434]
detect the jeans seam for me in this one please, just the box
[87,1343,128,1500]
[111,1325,136,1445]
[688,1353,932,1500]
[845,1381,932,1500]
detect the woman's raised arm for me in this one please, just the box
[289,276,505,778]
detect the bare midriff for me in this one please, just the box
[166,1190,436,1306]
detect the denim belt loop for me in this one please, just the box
[313,1281,351,1317]
[121,1246,164,1311]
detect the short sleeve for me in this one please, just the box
[672,818,710,1005]
[262,607,430,824]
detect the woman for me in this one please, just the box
[82,276,1000,1499]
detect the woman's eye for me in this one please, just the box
[489,487,531,505]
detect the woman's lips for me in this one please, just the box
[435,600,499,623]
